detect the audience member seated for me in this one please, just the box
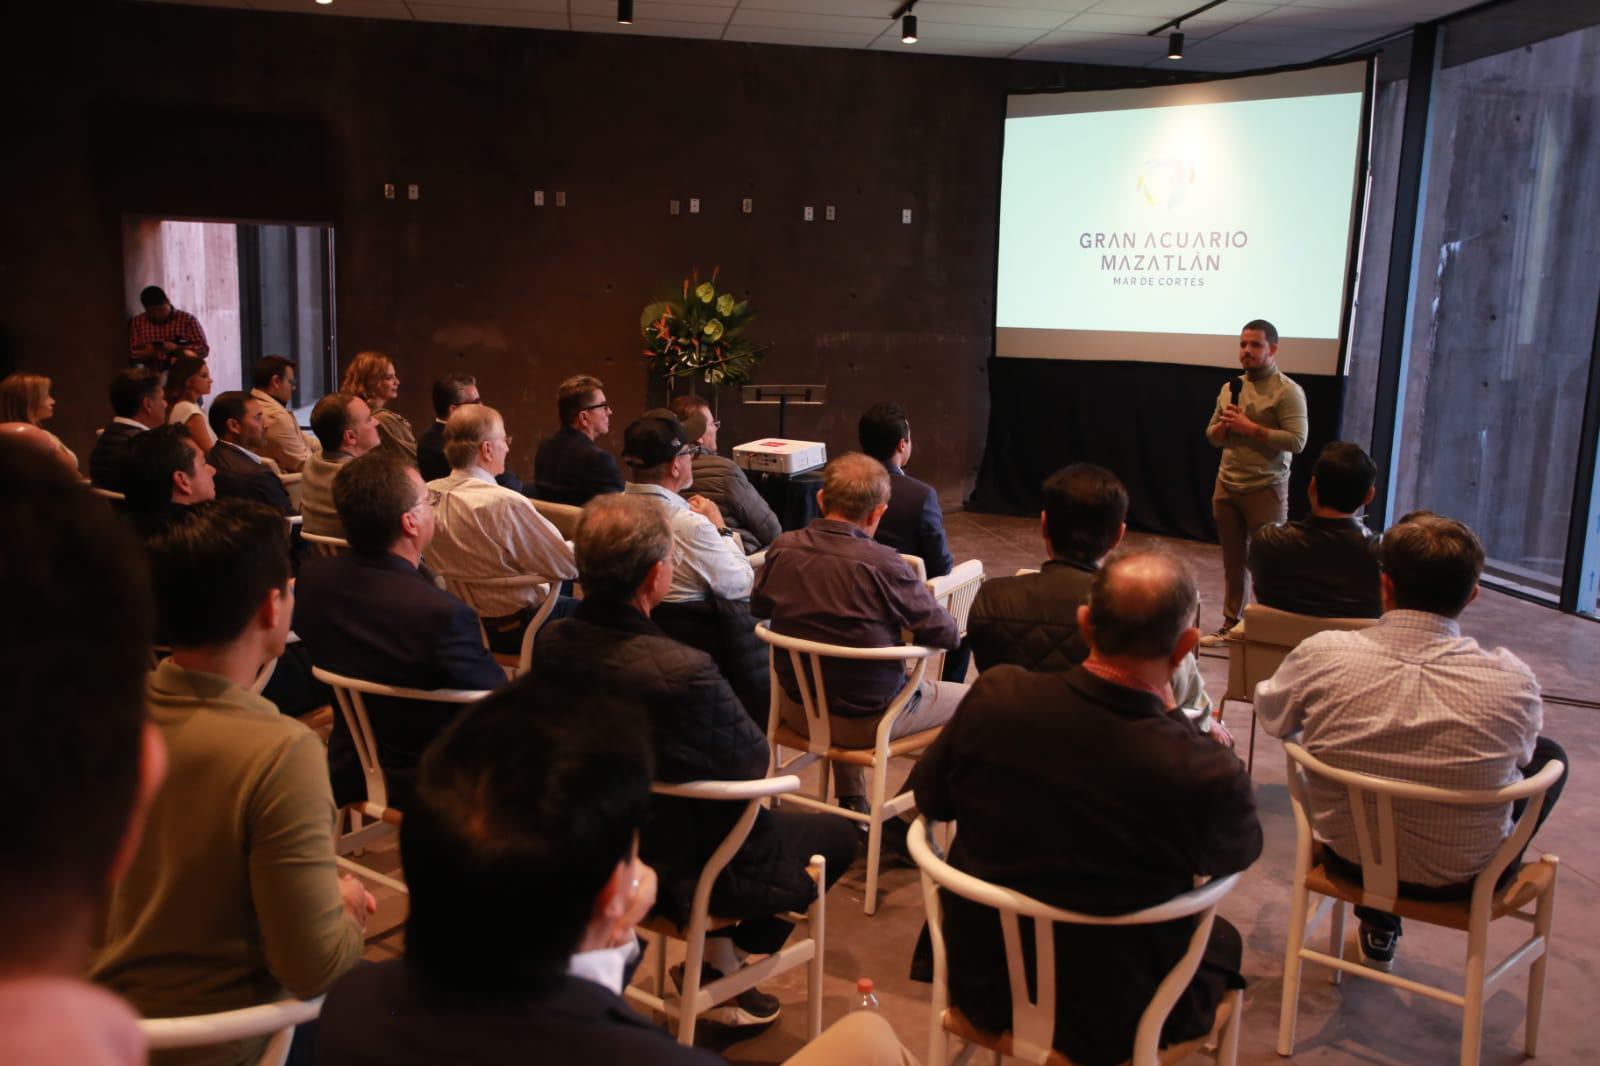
[910,548,1262,1064]
[533,494,857,1028]
[342,350,415,459]
[669,394,781,553]
[0,443,163,1066]
[295,451,504,809]
[752,453,961,814]
[1246,440,1382,620]
[122,425,216,540]
[533,373,624,504]
[969,463,1214,723]
[164,355,215,453]
[316,679,910,1066]
[425,404,577,654]
[207,391,294,515]
[418,372,525,491]
[128,284,209,369]
[302,392,380,539]
[0,372,78,473]
[249,355,319,473]
[858,401,953,580]
[90,368,166,494]
[92,500,370,1065]
[1256,511,1566,972]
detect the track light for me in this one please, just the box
[617,0,633,25]
[902,12,918,44]
[1167,30,1184,59]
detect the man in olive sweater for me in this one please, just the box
[1203,319,1308,643]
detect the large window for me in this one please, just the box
[1388,22,1600,602]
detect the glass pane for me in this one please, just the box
[1391,22,1600,601]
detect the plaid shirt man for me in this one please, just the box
[128,309,209,370]
[1255,609,1541,886]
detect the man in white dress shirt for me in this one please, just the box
[249,356,320,473]
[424,404,578,654]
[1255,511,1567,972]
[621,409,753,605]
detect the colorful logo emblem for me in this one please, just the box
[1136,158,1195,209]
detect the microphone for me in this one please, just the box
[1228,379,1242,407]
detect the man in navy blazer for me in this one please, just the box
[533,374,625,505]
[859,401,953,579]
[89,368,166,493]
[206,391,294,516]
[294,451,505,809]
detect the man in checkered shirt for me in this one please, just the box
[128,285,209,371]
[1255,511,1567,972]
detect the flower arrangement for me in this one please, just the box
[641,267,769,388]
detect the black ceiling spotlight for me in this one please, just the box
[1148,0,1232,59]
[617,0,633,25]
[1168,29,1184,59]
[902,11,918,44]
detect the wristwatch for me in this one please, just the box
[717,526,737,538]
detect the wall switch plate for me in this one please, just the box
[534,190,545,206]
[902,208,912,224]
[408,184,419,200]
[555,191,567,207]
[803,206,814,222]
[670,199,681,215]
[383,183,395,200]
[689,197,700,214]
[742,198,753,214]
[825,205,836,221]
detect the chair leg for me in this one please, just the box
[1277,886,1311,1056]
[653,930,667,998]
[1247,710,1258,776]
[1328,900,1346,985]
[678,929,708,1048]
[1460,921,1489,1066]
[1216,988,1244,1066]
[806,854,826,1041]
[1526,872,1557,1056]
[863,757,891,916]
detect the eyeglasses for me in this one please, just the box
[581,401,612,413]
[414,488,441,510]
[710,418,722,430]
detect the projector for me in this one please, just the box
[733,438,827,476]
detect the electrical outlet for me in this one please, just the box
[670,199,681,215]
[804,206,814,222]
[742,198,753,214]
[534,190,545,206]
[383,183,395,200]
[689,198,700,214]
[825,205,836,221]
[555,191,566,207]
[902,208,912,224]
[408,184,419,201]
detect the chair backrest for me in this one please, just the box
[1014,567,1039,577]
[753,620,935,753]
[141,997,323,1066]
[1283,742,1565,913]
[652,775,801,932]
[908,817,1242,1066]
[1232,605,1378,701]
[436,571,560,676]
[278,472,304,512]
[927,559,984,637]
[532,499,582,539]
[90,485,126,501]
[900,553,928,582]
[301,531,349,557]
[310,666,493,814]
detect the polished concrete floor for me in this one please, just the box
[359,510,1600,1064]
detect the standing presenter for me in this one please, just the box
[1202,319,1307,645]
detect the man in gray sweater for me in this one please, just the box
[1203,319,1308,644]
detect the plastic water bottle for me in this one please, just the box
[851,977,881,1013]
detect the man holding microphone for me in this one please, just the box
[1202,319,1308,644]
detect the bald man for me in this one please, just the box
[910,548,1261,1065]
[0,422,78,476]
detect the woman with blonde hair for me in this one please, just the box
[341,350,415,458]
[164,355,216,453]
[0,372,78,473]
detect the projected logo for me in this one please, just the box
[1136,158,1195,209]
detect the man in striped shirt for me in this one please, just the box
[1256,512,1567,971]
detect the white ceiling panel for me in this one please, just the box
[409,5,568,28]
[570,0,729,23]
[913,3,1078,31]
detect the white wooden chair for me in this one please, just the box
[301,531,349,556]
[140,997,322,1066]
[310,666,493,896]
[1218,605,1378,773]
[626,774,826,1047]
[926,559,984,679]
[532,498,583,539]
[754,620,964,915]
[901,553,928,581]
[278,472,304,512]
[1278,742,1563,1066]
[908,817,1244,1066]
[436,571,561,677]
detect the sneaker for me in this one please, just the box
[1198,624,1239,648]
[1358,924,1398,972]
[671,962,782,1027]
